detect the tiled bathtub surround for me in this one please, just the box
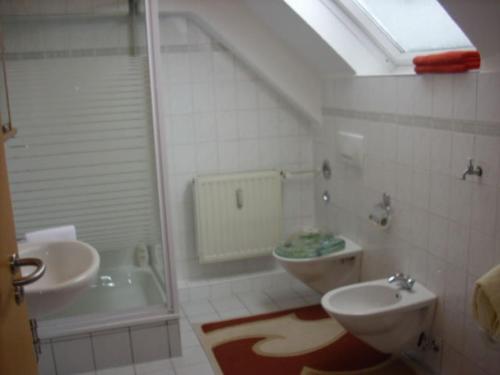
[160,16,316,283]
[38,320,181,375]
[317,72,500,375]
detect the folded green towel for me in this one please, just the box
[275,232,345,259]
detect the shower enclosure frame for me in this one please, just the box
[36,0,180,339]
[144,0,180,315]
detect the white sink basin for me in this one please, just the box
[18,240,100,318]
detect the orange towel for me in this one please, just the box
[413,50,481,66]
[417,58,480,69]
[413,50,481,74]
[415,64,470,74]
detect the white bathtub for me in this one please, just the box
[38,265,176,340]
[46,266,166,318]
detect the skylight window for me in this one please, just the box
[352,0,473,53]
[327,0,475,67]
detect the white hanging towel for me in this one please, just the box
[25,225,77,242]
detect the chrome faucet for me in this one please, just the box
[387,272,415,291]
[461,158,483,180]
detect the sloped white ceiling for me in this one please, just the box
[241,0,354,77]
[243,0,394,76]
[440,0,500,67]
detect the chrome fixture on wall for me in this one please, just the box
[369,193,391,228]
[461,158,483,180]
[322,159,332,180]
[322,190,330,204]
[321,160,332,204]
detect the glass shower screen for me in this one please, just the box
[2,0,169,319]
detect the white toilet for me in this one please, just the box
[321,278,437,353]
[273,236,363,294]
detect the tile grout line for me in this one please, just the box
[322,106,500,137]
[88,333,98,374]
[128,327,138,375]
[49,340,59,375]
[234,293,255,314]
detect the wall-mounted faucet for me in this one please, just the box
[461,158,483,180]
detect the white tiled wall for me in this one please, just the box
[3,8,316,283]
[0,0,127,17]
[318,72,500,375]
[159,16,316,283]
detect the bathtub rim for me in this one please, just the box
[38,303,178,340]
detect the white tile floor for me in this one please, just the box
[80,288,321,375]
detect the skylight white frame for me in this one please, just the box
[327,0,475,67]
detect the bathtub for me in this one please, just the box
[38,265,176,338]
[46,266,166,319]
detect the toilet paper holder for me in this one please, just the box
[369,193,392,228]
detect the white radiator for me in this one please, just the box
[193,171,283,263]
